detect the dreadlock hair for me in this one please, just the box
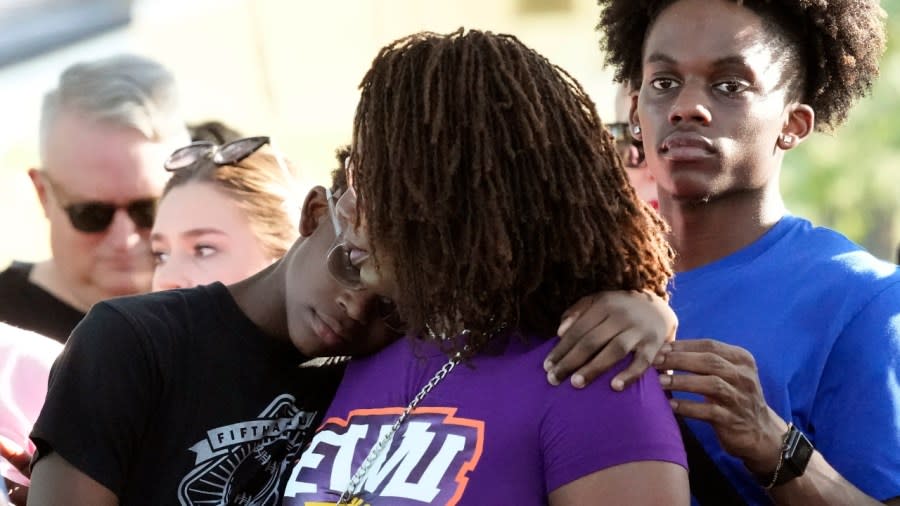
[596,0,886,132]
[162,146,300,259]
[350,28,673,356]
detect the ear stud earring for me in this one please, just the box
[782,134,794,145]
[632,125,641,136]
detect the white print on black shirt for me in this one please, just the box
[177,394,318,506]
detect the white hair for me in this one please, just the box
[39,53,186,163]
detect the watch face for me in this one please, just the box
[785,429,814,476]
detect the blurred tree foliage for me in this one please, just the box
[782,0,900,262]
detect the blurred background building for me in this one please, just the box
[1,0,897,265]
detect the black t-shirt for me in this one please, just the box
[31,282,345,505]
[0,261,84,343]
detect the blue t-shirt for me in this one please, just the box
[283,334,687,504]
[671,215,900,504]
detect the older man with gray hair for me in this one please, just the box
[0,54,189,343]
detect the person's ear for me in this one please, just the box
[28,168,51,217]
[299,186,329,238]
[778,103,814,151]
[629,93,643,143]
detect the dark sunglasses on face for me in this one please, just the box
[42,173,157,233]
[325,188,405,331]
[164,136,285,173]
[606,122,645,166]
[325,187,363,291]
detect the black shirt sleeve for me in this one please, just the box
[30,301,162,497]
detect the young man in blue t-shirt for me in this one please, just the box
[596,0,900,504]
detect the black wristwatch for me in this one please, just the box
[757,423,814,489]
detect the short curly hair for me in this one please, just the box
[596,0,886,132]
[351,29,673,353]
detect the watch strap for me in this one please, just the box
[756,423,814,490]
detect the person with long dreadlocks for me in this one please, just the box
[21,144,679,505]
[596,0,900,504]
[283,29,689,505]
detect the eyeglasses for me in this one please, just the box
[164,136,292,180]
[42,173,157,233]
[325,187,364,290]
[325,187,404,330]
[606,122,645,167]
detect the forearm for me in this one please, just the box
[549,461,689,505]
[744,418,895,505]
[28,453,118,506]
[767,452,897,506]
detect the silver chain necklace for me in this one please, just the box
[336,347,464,503]
[336,323,500,504]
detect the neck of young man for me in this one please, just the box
[660,183,786,273]
[228,260,290,342]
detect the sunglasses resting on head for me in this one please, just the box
[164,135,293,178]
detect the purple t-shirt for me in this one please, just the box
[283,334,686,505]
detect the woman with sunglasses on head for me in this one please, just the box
[150,136,300,290]
[26,136,678,505]
[284,29,688,505]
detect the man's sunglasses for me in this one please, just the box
[164,136,290,176]
[42,173,157,233]
[606,122,645,166]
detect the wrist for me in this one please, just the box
[744,415,789,476]
[752,425,790,489]
[752,422,815,490]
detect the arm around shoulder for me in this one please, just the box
[28,453,118,506]
[549,460,689,505]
